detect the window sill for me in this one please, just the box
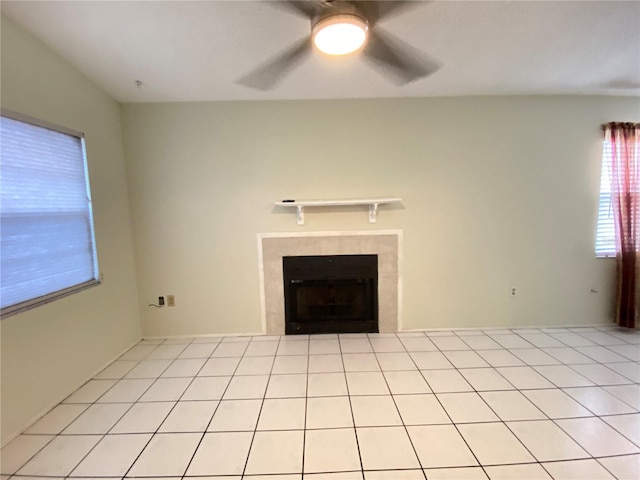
[1,279,101,319]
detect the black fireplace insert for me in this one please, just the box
[283,254,378,335]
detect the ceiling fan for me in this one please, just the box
[237,0,440,90]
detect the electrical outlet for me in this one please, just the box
[158,296,165,306]
[167,295,175,307]
[510,287,517,296]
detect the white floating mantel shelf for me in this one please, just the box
[275,197,402,225]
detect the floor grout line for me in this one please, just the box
[367,333,428,479]
[337,334,365,479]
[300,334,310,479]
[240,335,282,477]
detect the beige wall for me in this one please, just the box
[1,16,141,443]
[122,96,637,337]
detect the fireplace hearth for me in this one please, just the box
[283,254,378,335]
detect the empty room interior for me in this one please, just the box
[1,1,639,479]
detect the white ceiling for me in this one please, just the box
[2,0,639,103]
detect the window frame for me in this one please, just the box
[595,138,616,258]
[1,109,101,317]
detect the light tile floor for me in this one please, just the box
[2,326,640,479]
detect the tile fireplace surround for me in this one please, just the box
[258,231,401,335]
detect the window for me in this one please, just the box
[1,110,99,316]
[595,140,616,257]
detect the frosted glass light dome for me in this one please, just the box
[312,14,368,56]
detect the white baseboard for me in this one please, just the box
[400,322,616,333]
[142,332,264,340]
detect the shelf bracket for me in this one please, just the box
[369,203,379,223]
[296,205,305,225]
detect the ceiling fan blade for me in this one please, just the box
[363,27,440,85]
[352,1,424,25]
[271,1,318,19]
[236,37,312,90]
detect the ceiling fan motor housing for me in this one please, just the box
[312,1,364,23]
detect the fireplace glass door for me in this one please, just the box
[283,255,378,334]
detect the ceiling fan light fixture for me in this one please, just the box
[312,14,368,56]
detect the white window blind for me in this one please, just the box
[595,140,616,257]
[1,111,99,316]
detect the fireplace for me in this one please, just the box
[259,231,400,334]
[283,255,378,334]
